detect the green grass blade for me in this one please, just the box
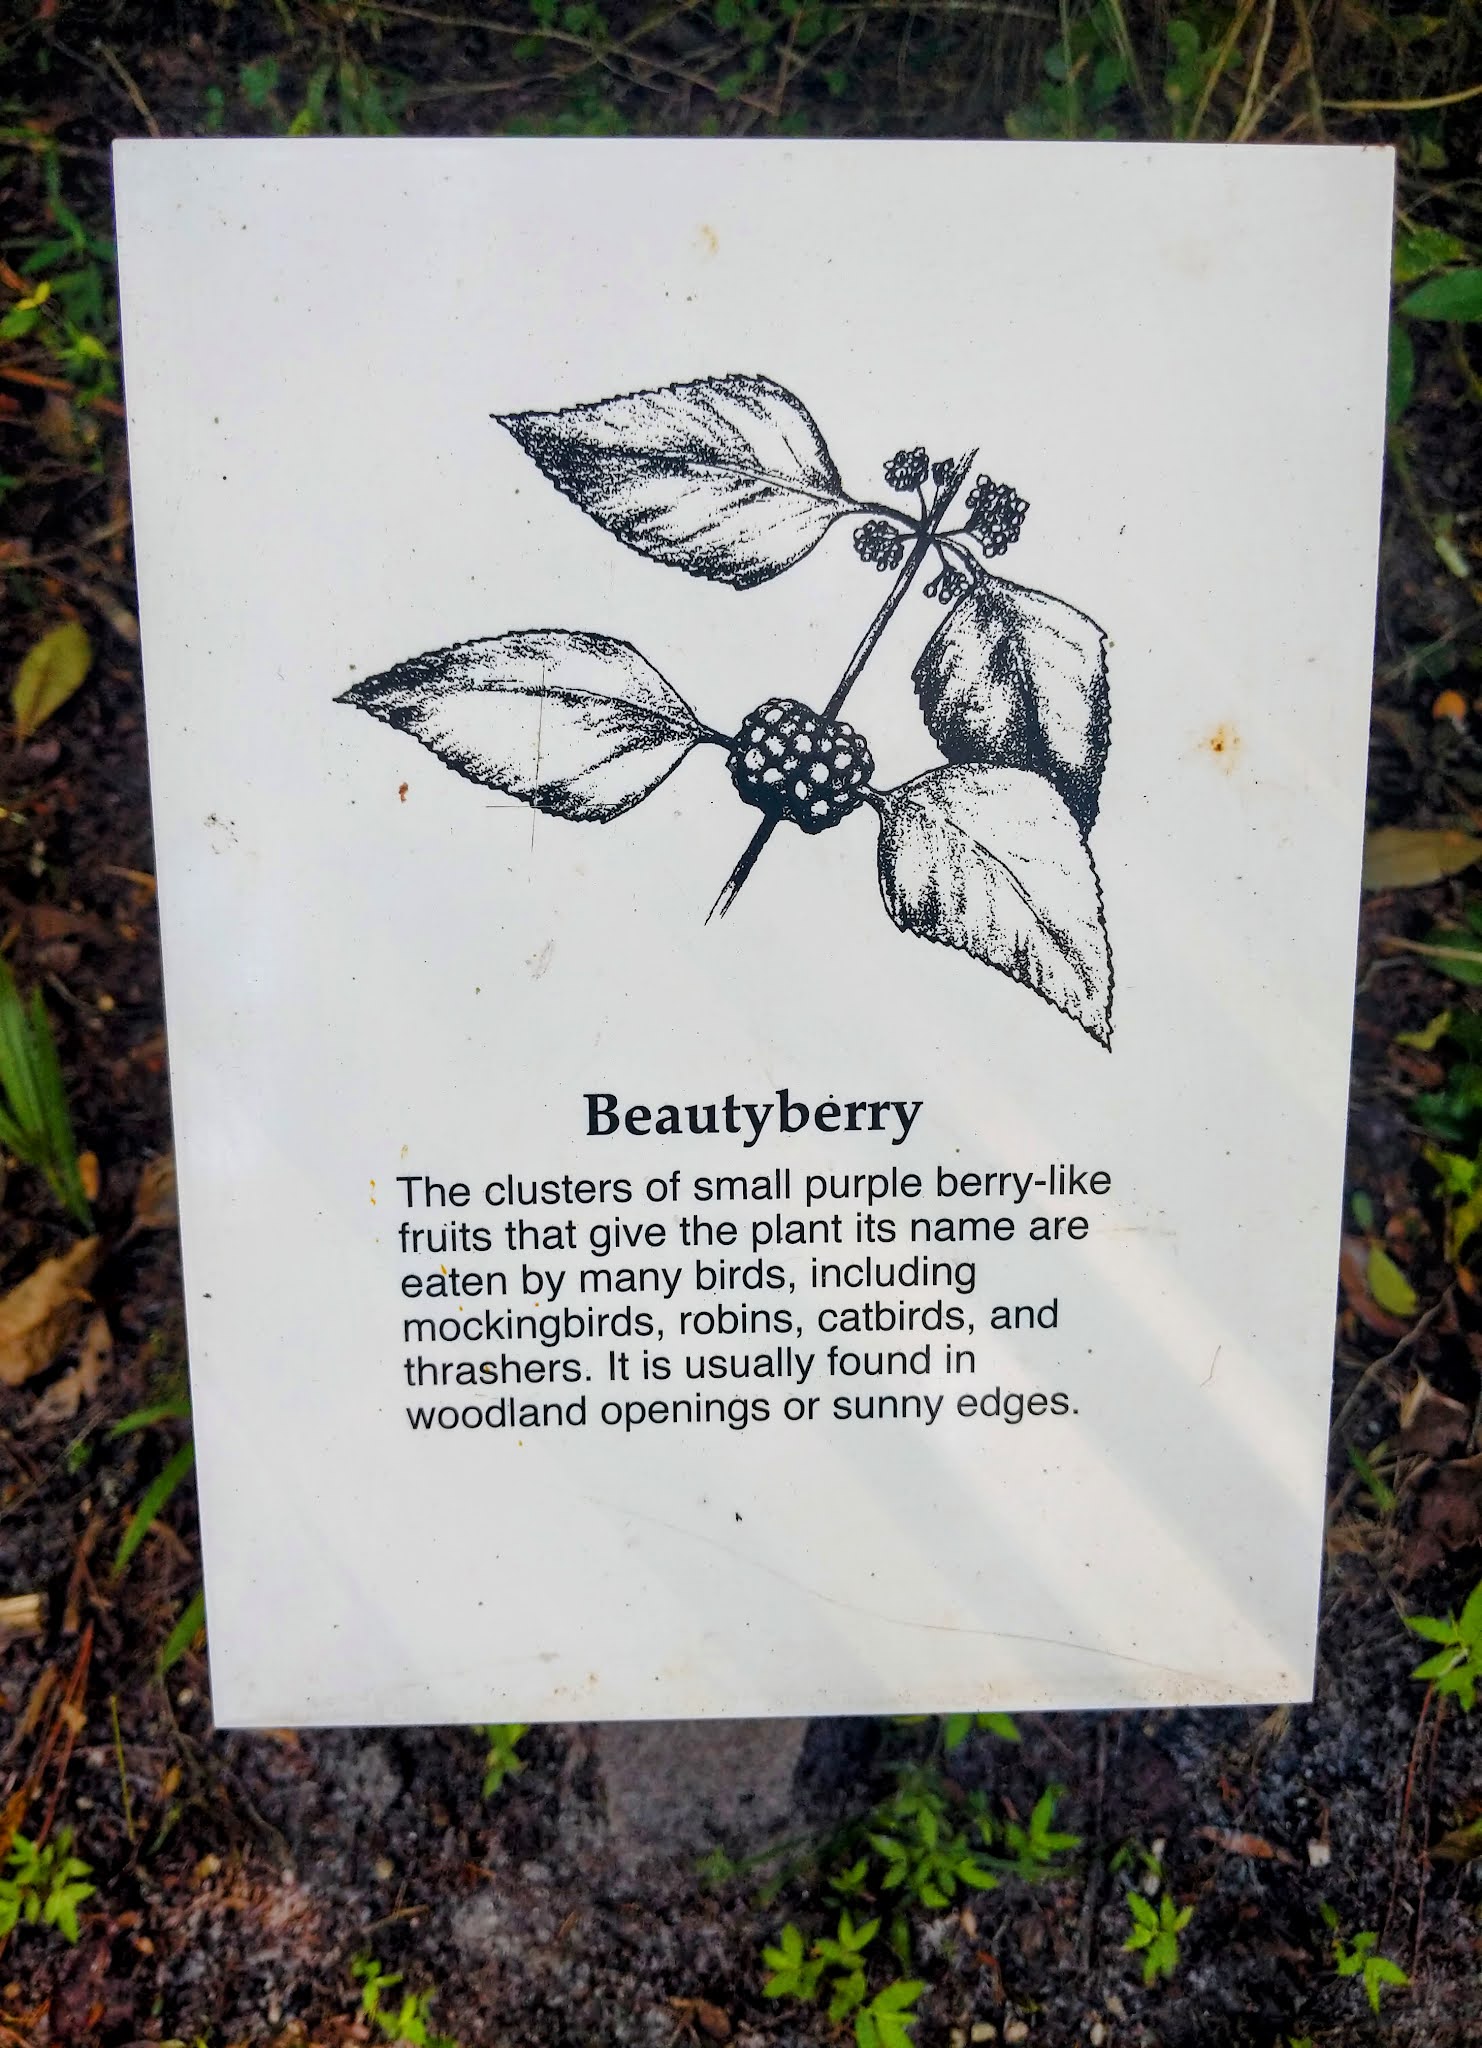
[158,1587,206,1674]
[113,1442,196,1576]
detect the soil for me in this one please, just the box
[2,7,1481,2047]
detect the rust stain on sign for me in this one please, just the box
[1203,723,1241,767]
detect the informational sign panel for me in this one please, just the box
[115,139,1393,1728]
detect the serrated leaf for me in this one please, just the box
[12,619,92,741]
[338,631,707,821]
[1363,827,1482,890]
[1366,1243,1417,1319]
[914,578,1109,832]
[1400,269,1482,322]
[1393,226,1470,284]
[876,766,1113,1046]
[497,375,851,588]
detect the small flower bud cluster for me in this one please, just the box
[965,474,1029,557]
[923,566,967,606]
[882,446,930,493]
[853,518,907,572]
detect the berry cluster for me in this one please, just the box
[727,698,874,834]
[964,474,1029,557]
[923,565,967,606]
[852,518,907,573]
[883,446,930,493]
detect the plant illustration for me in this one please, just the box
[340,375,1113,1044]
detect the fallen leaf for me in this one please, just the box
[130,1152,177,1234]
[29,1311,112,1425]
[1401,1458,1482,1577]
[1195,1825,1296,1865]
[669,1998,731,2041]
[11,619,92,742]
[1398,1372,1471,1459]
[0,1239,101,1387]
[1363,826,1482,891]
[77,1151,100,1203]
[1339,1236,1410,1339]
[1431,1814,1482,1864]
[1368,1242,1418,1319]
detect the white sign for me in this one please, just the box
[115,138,1393,1728]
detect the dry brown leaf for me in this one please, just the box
[1400,1457,1482,1578]
[1362,826,1482,891]
[77,1151,100,1204]
[130,1152,177,1234]
[669,1999,732,2042]
[1195,1824,1296,1865]
[0,1238,101,1388]
[29,1311,112,1426]
[1398,1371,1471,1459]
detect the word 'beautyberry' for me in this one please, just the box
[853,519,907,572]
[727,699,874,834]
[883,446,930,493]
[965,474,1029,557]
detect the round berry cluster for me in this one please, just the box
[727,698,874,834]
[965,474,1029,557]
[883,446,929,493]
[853,519,907,573]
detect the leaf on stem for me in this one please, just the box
[914,578,1109,833]
[875,766,1113,1046]
[339,631,708,821]
[497,375,852,588]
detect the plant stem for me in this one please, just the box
[707,453,975,921]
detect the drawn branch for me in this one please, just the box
[496,374,855,589]
[874,764,1113,1047]
[337,630,718,821]
[709,453,976,920]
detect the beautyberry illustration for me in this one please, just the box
[884,446,930,493]
[727,698,874,834]
[345,373,1113,1044]
[964,474,1029,557]
[853,519,907,572]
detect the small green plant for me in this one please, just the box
[0,954,93,1228]
[1407,1577,1482,1711]
[1,147,117,402]
[995,1785,1080,1882]
[762,1916,922,2046]
[943,1710,1020,1748]
[1321,1909,1410,2015]
[351,1955,458,2048]
[863,1769,1002,1911]
[760,1759,1077,2037]
[475,1721,529,1796]
[0,1828,95,1943]
[1122,1890,1192,1985]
